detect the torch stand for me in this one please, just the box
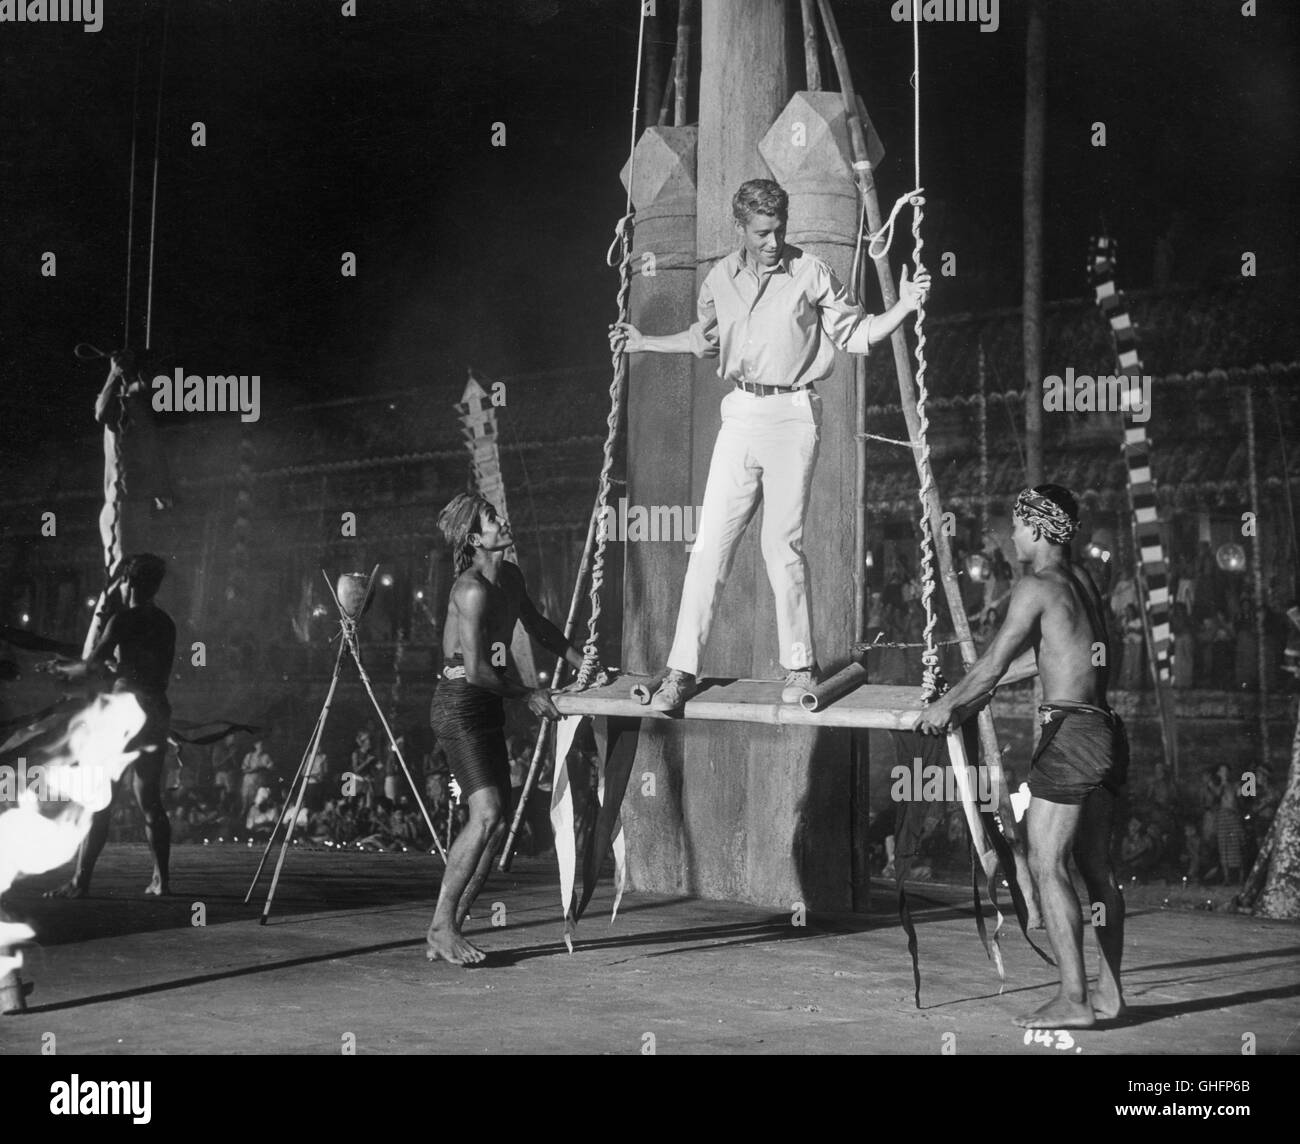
[245,567,446,924]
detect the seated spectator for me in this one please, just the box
[245,786,282,840]
[1119,817,1159,879]
[305,749,328,813]
[336,803,359,845]
[356,803,393,851]
[241,738,276,819]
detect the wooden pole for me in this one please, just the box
[499,499,602,871]
[800,0,822,91]
[978,343,989,538]
[674,0,693,128]
[644,4,664,139]
[1022,0,1046,487]
[817,0,1037,920]
[1245,386,1270,764]
[658,55,677,127]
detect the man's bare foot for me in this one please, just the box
[1090,983,1126,1020]
[425,922,485,966]
[43,880,87,900]
[1014,994,1096,1029]
[144,875,169,897]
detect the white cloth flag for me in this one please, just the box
[549,715,628,947]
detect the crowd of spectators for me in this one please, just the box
[864,535,1298,694]
[873,756,1280,889]
[104,720,566,857]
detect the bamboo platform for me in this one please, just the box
[553,675,927,730]
[551,650,1039,731]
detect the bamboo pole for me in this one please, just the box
[800,0,822,91]
[1245,386,1270,765]
[816,0,1035,917]
[800,661,869,712]
[978,343,989,538]
[245,638,344,902]
[499,501,602,871]
[674,0,692,128]
[644,4,664,138]
[1022,0,1046,487]
[658,57,677,127]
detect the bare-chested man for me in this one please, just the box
[914,485,1127,1029]
[45,553,177,898]
[426,493,586,965]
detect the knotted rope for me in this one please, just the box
[575,0,648,689]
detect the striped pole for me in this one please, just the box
[1089,235,1178,774]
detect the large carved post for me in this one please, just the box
[625,2,866,909]
[617,123,698,893]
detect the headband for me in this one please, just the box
[1014,488,1079,545]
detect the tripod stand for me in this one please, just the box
[246,567,447,923]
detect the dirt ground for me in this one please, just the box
[1,844,1296,1055]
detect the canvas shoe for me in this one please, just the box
[780,664,820,704]
[650,669,697,713]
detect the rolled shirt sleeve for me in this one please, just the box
[687,277,720,358]
[814,262,875,354]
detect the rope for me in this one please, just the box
[905,0,945,704]
[576,0,649,688]
[854,633,966,653]
[865,185,923,262]
[859,431,920,448]
[123,32,143,349]
[144,0,170,351]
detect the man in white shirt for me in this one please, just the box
[611,178,929,709]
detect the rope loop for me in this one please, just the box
[866,186,923,262]
[606,212,634,269]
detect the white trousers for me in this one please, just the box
[667,387,821,675]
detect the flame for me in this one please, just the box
[0,693,145,975]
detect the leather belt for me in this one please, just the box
[734,379,814,398]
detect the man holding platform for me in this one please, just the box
[611,178,930,711]
[426,493,586,965]
[914,485,1127,1029]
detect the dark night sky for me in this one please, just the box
[1,0,1296,457]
